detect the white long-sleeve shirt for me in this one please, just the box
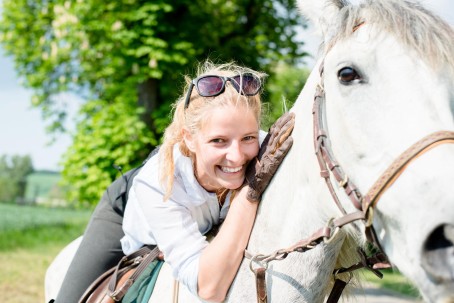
[121,131,266,296]
[120,145,231,295]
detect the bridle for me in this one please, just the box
[245,61,454,303]
[314,63,454,251]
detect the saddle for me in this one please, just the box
[78,245,163,303]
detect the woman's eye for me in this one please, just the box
[338,67,361,84]
[243,136,255,141]
[210,138,224,143]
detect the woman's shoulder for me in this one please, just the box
[133,145,209,207]
[172,147,212,206]
[134,145,188,180]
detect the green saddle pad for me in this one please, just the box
[122,259,164,303]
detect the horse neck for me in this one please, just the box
[229,66,360,302]
[256,63,343,233]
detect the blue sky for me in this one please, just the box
[0,47,76,171]
[0,0,453,171]
[0,48,75,171]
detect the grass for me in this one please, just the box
[0,203,91,251]
[0,203,91,303]
[361,268,422,298]
[1,244,67,303]
[0,203,90,232]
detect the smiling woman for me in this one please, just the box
[49,61,295,303]
[182,101,260,192]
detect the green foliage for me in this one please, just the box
[263,63,310,128]
[62,99,157,205]
[0,0,308,206]
[0,155,34,203]
[0,179,16,204]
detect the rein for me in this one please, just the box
[245,62,454,303]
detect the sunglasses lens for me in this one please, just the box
[197,76,224,97]
[233,74,261,96]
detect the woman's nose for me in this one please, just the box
[225,142,245,163]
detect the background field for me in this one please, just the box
[0,203,91,303]
[23,171,65,206]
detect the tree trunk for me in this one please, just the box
[137,78,159,134]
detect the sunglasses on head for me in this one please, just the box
[184,73,261,109]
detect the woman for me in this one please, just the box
[54,61,294,303]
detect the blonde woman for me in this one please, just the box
[54,62,294,303]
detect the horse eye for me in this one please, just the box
[338,67,361,84]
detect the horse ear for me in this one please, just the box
[297,0,349,41]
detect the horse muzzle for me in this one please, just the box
[422,223,454,283]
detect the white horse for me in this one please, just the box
[46,0,454,302]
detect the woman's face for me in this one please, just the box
[184,104,260,192]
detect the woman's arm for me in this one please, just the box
[198,186,257,302]
[197,112,295,302]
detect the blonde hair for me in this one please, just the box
[159,61,266,201]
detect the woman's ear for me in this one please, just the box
[182,128,196,153]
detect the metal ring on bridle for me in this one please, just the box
[249,254,269,273]
[333,269,353,283]
[365,207,375,227]
[338,175,348,188]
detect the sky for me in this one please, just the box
[0,0,453,171]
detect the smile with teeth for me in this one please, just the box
[220,166,243,173]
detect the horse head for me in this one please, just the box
[296,0,454,301]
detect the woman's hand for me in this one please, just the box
[245,112,295,203]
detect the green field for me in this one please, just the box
[0,203,91,251]
[0,203,91,302]
[361,268,421,298]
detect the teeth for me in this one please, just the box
[221,166,242,173]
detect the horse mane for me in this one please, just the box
[324,0,454,76]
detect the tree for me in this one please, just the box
[0,0,308,206]
[0,155,34,203]
[264,63,310,128]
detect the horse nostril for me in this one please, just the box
[421,224,454,283]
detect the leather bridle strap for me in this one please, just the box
[363,130,454,213]
[362,130,454,240]
[313,84,364,213]
[254,268,267,303]
[246,226,332,303]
